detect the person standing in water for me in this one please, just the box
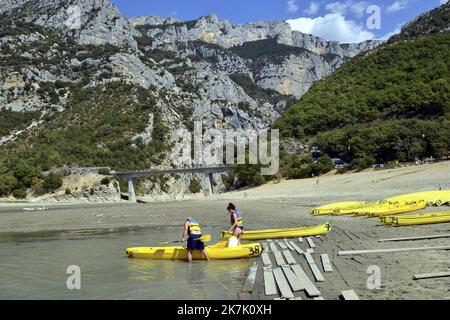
[182,217,210,263]
[227,203,244,245]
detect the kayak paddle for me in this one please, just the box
[159,234,212,245]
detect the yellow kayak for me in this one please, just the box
[332,202,383,215]
[311,202,369,216]
[427,196,450,206]
[385,191,450,204]
[382,211,450,225]
[392,214,450,227]
[352,202,394,216]
[221,223,331,240]
[366,201,427,217]
[125,241,262,260]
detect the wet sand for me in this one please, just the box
[1,161,449,299]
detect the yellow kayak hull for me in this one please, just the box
[352,202,426,217]
[393,215,450,226]
[311,202,369,216]
[386,191,450,204]
[126,241,262,260]
[366,202,427,217]
[332,202,383,215]
[382,211,450,225]
[221,223,331,240]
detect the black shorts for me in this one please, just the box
[187,235,205,251]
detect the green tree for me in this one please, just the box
[43,173,63,192]
[0,174,18,195]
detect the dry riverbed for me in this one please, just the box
[1,161,449,300]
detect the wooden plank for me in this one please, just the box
[273,297,286,300]
[261,252,273,266]
[341,290,360,300]
[304,251,315,264]
[269,242,279,252]
[320,254,333,273]
[291,264,320,297]
[263,266,277,296]
[282,250,297,265]
[304,252,325,282]
[313,297,325,300]
[338,245,450,256]
[284,241,295,251]
[273,267,295,299]
[306,237,316,248]
[276,241,288,250]
[306,248,315,254]
[242,263,258,292]
[379,234,450,243]
[281,265,303,292]
[262,241,269,252]
[273,250,287,266]
[289,242,304,255]
[298,237,304,243]
[413,271,450,280]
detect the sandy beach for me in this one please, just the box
[1,161,449,300]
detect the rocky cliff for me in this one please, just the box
[0,0,382,200]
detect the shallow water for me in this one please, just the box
[0,226,251,300]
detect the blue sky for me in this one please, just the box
[111,0,448,43]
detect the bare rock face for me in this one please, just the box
[136,14,383,98]
[0,0,385,199]
[0,0,138,49]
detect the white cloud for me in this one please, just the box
[440,0,448,5]
[350,2,369,18]
[326,1,350,15]
[287,0,299,13]
[386,0,409,13]
[325,1,369,19]
[287,13,375,43]
[304,1,320,16]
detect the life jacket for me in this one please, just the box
[230,210,244,227]
[187,218,202,235]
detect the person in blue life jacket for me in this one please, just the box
[182,217,210,263]
[227,203,244,245]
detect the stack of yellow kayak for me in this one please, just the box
[310,202,369,216]
[382,211,450,226]
[333,202,384,215]
[126,241,262,260]
[385,190,450,206]
[310,190,450,219]
[221,223,331,240]
[362,201,427,217]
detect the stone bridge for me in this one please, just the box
[111,166,234,202]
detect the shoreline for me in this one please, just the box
[0,161,449,300]
[0,161,449,235]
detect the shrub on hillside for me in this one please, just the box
[98,168,110,175]
[43,173,63,192]
[0,173,18,195]
[12,161,42,188]
[12,188,27,199]
[31,177,46,196]
[188,178,202,194]
[352,156,375,169]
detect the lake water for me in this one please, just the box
[0,226,251,300]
